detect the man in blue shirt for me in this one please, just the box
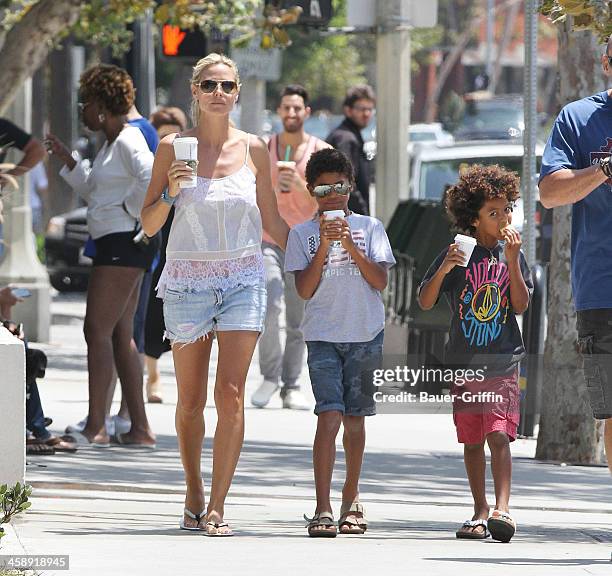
[539,36,612,473]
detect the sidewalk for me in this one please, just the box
[5,292,612,575]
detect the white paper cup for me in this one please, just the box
[173,137,198,188]
[276,160,296,192]
[324,210,345,249]
[454,234,477,266]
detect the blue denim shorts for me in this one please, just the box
[306,330,384,416]
[163,281,266,345]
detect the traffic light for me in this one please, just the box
[160,25,229,60]
[265,0,333,27]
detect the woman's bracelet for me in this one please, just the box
[160,187,176,206]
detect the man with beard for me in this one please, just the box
[251,85,330,410]
[326,85,376,215]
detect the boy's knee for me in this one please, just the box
[343,415,365,435]
[317,411,342,436]
[486,431,510,448]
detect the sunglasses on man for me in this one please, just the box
[198,80,238,94]
[312,182,352,198]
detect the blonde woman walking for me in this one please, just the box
[142,53,288,536]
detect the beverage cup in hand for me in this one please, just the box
[324,210,345,250]
[173,137,198,188]
[454,234,477,266]
[277,160,296,192]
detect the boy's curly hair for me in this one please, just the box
[305,148,355,188]
[444,164,520,235]
[79,64,135,116]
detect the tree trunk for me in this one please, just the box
[535,23,606,464]
[0,0,82,115]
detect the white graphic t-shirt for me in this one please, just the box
[284,213,396,342]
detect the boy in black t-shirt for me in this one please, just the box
[418,164,533,543]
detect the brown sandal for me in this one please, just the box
[26,440,55,456]
[338,502,368,534]
[305,512,337,538]
[45,436,78,453]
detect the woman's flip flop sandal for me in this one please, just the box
[456,519,489,539]
[205,521,233,537]
[487,510,516,543]
[179,508,207,532]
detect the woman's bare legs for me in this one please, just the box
[113,289,154,445]
[145,355,163,403]
[206,330,259,534]
[81,266,152,444]
[172,336,213,528]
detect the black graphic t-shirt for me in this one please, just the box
[420,243,533,374]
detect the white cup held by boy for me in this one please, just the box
[324,210,345,250]
[173,137,198,188]
[454,234,477,266]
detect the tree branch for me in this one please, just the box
[0,0,83,115]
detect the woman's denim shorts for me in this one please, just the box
[163,281,266,346]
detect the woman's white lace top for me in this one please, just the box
[157,136,265,296]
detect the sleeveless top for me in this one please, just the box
[261,133,321,245]
[156,134,265,297]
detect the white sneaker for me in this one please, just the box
[65,416,88,434]
[282,389,310,411]
[111,414,131,436]
[251,380,279,408]
[65,416,117,435]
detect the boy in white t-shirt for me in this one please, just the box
[284,148,395,537]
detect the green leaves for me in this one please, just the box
[540,0,612,42]
[0,482,32,528]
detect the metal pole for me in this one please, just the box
[130,9,156,117]
[375,0,411,224]
[522,0,538,266]
[240,77,265,136]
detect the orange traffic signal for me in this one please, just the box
[162,25,186,56]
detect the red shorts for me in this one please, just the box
[452,371,520,445]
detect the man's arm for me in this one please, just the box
[8,137,46,176]
[539,164,609,209]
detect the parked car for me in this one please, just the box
[362,120,454,161]
[45,207,91,292]
[454,93,524,141]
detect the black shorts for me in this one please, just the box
[93,231,160,270]
[576,309,612,420]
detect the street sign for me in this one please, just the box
[231,38,282,81]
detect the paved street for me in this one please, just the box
[3,292,612,575]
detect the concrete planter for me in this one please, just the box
[0,326,25,486]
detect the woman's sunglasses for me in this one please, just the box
[198,80,238,94]
[312,182,352,198]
